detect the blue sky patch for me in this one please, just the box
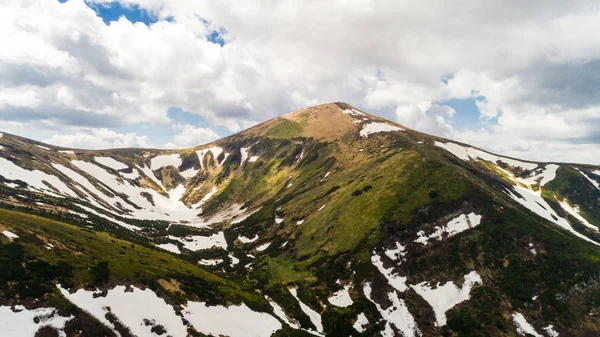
[436,96,491,130]
[207,30,226,46]
[83,1,159,25]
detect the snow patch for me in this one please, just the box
[183,300,281,337]
[578,169,600,190]
[517,164,559,186]
[289,288,323,334]
[415,212,482,245]
[249,155,259,162]
[94,157,128,170]
[179,168,199,178]
[385,241,407,261]
[198,258,223,266]
[363,283,421,337]
[59,150,75,155]
[150,154,182,170]
[543,325,559,337]
[76,204,141,231]
[328,283,353,307]
[317,204,326,211]
[559,200,598,230]
[275,217,284,224]
[0,158,78,198]
[59,285,188,337]
[155,243,181,254]
[360,122,404,137]
[0,306,73,337]
[256,242,271,251]
[506,185,598,245]
[411,271,482,326]
[353,312,369,333]
[2,230,19,240]
[372,252,407,292]
[239,234,259,243]
[297,219,305,225]
[512,312,543,337]
[434,141,538,170]
[170,232,227,251]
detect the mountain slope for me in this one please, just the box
[1,102,600,337]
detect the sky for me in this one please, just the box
[0,0,599,164]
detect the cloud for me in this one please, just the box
[0,0,599,163]
[165,124,220,148]
[44,128,151,149]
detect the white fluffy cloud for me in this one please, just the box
[44,128,151,149]
[165,124,220,149]
[0,0,599,163]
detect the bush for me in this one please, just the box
[90,261,110,285]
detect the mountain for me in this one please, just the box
[1,102,600,337]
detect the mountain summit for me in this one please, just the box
[1,103,599,336]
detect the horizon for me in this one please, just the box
[1,0,599,164]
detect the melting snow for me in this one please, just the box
[183,301,281,337]
[543,325,559,337]
[363,283,421,337]
[506,185,598,245]
[578,169,600,190]
[353,312,369,333]
[249,155,259,162]
[265,296,302,330]
[197,146,224,168]
[240,147,251,164]
[198,258,223,266]
[360,122,404,137]
[289,288,323,334]
[59,150,75,155]
[275,217,284,224]
[517,164,559,186]
[559,201,598,230]
[59,285,188,337]
[385,241,407,260]
[229,253,240,266]
[512,312,543,337]
[411,271,482,326]
[94,157,128,170]
[343,108,365,116]
[434,141,538,170]
[297,219,305,225]
[239,234,259,243]
[372,252,408,292]
[155,243,181,254]
[179,168,199,178]
[119,169,139,180]
[256,242,271,251]
[318,204,326,211]
[2,230,19,240]
[36,145,51,150]
[415,212,482,245]
[0,306,73,337]
[75,204,141,231]
[170,232,227,251]
[0,158,78,197]
[150,154,182,170]
[328,283,353,307]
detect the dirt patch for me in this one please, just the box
[158,278,184,294]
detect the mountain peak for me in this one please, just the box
[243,102,398,141]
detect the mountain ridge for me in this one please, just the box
[1,102,600,336]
